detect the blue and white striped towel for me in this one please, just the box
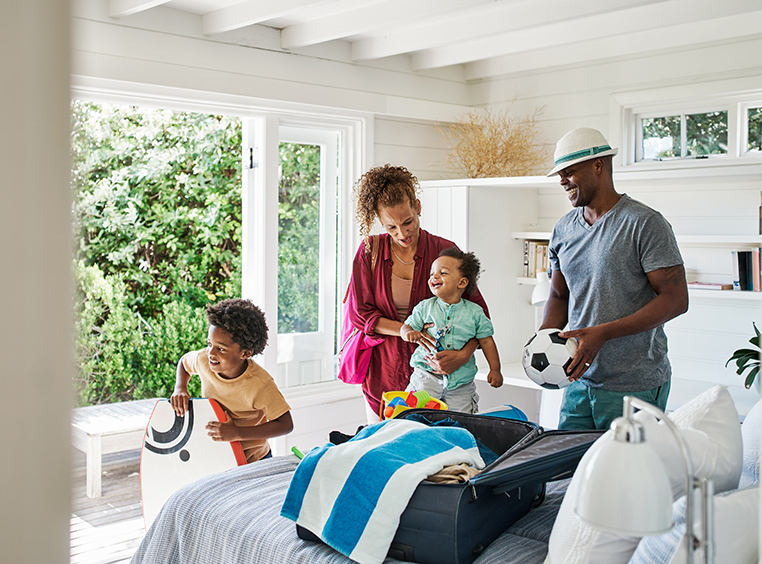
[281,418,485,564]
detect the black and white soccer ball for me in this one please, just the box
[521,329,579,389]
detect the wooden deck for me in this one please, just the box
[71,447,145,564]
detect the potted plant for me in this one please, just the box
[726,322,761,389]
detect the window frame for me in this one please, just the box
[610,79,762,168]
[71,78,370,385]
[635,104,732,162]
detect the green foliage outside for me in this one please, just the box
[278,142,321,334]
[72,102,326,405]
[642,116,682,158]
[642,111,729,159]
[72,101,242,405]
[748,107,762,151]
[686,111,727,155]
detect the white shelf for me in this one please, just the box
[514,233,762,246]
[689,289,762,301]
[512,231,552,240]
[676,235,762,246]
[477,363,544,391]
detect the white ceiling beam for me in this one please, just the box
[350,0,667,61]
[410,0,762,70]
[201,0,321,36]
[465,12,762,80]
[108,0,170,18]
[281,0,491,49]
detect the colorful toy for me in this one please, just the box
[381,390,447,419]
[432,322,453,352]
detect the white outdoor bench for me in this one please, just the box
[71,398,159,498]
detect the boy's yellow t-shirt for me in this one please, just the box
[181,349,291,463]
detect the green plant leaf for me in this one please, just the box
[745,365,759,389]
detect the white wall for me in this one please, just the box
[1,1,72,562]
[471,35,762,157]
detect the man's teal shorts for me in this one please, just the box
[558,379,671,431]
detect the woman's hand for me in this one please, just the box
[424,348,466,375]
[424,338,479,375]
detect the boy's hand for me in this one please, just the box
[206,420,238,442]
[170,387,190,416]
[401,326,435,352]
[487,369,503,388]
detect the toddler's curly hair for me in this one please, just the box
[206,298,268,355]
[353,164,420,249]
[439,247,482,296]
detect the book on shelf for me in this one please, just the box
[730,249,761,291]
[522,239,549,277]
[687,282,734,291]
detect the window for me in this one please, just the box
[639,110,728,160]
[274,126,340,389]
[240,116,364,389]
[745,106,762,151]
[72,83,368,393]
[611,79,762,166]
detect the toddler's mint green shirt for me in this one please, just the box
[404,296,493,389]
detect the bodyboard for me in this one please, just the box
[140,398,246,529]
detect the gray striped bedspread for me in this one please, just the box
[130,455,567,564]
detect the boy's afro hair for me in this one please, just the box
[206,298,268,356]
[438,246,481,296]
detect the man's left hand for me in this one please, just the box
[559,325,607,381]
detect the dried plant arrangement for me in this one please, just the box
[438,105,549,178]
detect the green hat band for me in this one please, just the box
[554,145,612,166]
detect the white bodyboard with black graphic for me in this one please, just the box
[140,398,246,529]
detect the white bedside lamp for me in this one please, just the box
[530,270,551,330]
[575,396,715,564]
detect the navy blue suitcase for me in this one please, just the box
[298,409,602,564]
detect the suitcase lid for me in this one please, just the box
[469,429,604,493]
[394,409,542,460]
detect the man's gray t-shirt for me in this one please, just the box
[548,194,683,391]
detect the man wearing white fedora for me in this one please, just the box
[541,127,689,431]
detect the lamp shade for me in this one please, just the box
[531,270,551,305]
[575,435,674,536]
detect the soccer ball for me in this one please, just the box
[521,329,579,389]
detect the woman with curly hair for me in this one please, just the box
[347,164,490,421]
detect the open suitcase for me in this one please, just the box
[298,409,603,564]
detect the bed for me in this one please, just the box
[131,454,566,564]
[131,385,760,564]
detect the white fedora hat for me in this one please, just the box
[547,127,618,177]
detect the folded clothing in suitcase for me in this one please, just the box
[295,410,602,564]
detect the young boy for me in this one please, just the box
[400,247,503,413]
[170,298,293,463]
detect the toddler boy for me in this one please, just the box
[400,247,502,413]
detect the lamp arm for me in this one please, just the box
[623,396,704,564]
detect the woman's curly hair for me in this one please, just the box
[206,298,268,356]
[353,164,420,249]
[438,246,482,296]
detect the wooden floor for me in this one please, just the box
[71,448,145,564]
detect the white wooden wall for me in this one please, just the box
[471,37,762,159]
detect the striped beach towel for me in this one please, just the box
[281,419,485,564]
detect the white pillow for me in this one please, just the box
[739,399,761,489]
[545,385,743,564]
[628,486,759,564]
